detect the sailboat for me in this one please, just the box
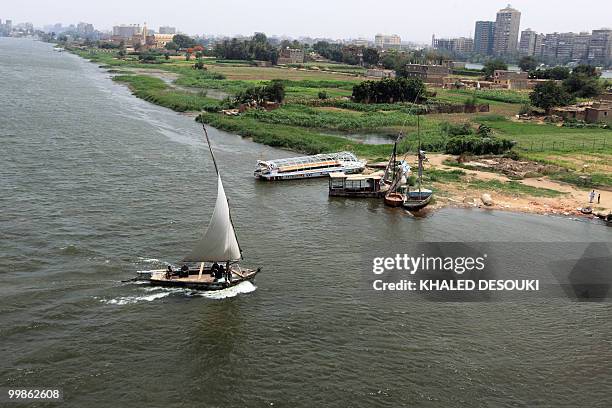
[403,115,433,211]
[383,133,410,207]
[136,124,260,291]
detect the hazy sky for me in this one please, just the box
[2,0,611,42]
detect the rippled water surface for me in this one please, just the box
[1,38,611,407]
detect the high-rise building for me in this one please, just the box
[588,29,612,63]
[572,32,591,61]
[432,36,474,54]
[1,19,13,36]
[112,24,142,40]
[454,37,474,53]
[375,34,401,50]
[542,33,559,61]
[493,4,521,56]
[519,29,538,56]
[474,21,495,55]
[77,22,94,35]
[159,26,176,35]
[533,33,544,58]
[556,32,576,62]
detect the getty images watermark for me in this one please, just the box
[372,253,539,292]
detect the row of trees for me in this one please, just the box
[529,65,605,112]
[213,33,279,64]
[352,78,426,104]
[234,80,285,105]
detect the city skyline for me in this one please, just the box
[2,0,611,42]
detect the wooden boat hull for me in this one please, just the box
[403,191,433,211]
[384,192,405,207]
[329,190,386,198]
[142,267,260,291]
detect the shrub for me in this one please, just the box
[445,135,514,155]
[519,103,532,115]
[318,91,328,100]
[352,77,426,103]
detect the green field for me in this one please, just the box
[71,48,612,187]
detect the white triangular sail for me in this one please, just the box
[183,174,241,262]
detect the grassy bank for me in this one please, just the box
[70,48,612,189]
[113,75,222,112]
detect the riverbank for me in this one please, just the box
[68,46,611,220]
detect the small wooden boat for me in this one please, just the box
[136,124,260,291]
[403,189,433,211]
[384,192,405,207]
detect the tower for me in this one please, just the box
[493,4,521,56]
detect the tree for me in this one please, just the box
[572,64,599,78]
[362,48,379,66]
[172,34,196,49]
[165,41,178,51]
[562,73,602,98]
[263,80,285,103]
[529,81,574,114]
[530,66,570,80]
[519,56,538,72]
[352,78,426,104]
[482,59,508,79]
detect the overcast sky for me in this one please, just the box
[2,0,611,42]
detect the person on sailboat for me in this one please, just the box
[217,264,225,281]
[166,265,173,279]
[226,262,232,283]
[180,264,189,278]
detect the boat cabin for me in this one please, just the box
[328,171,388,198]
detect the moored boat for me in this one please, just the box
[403,189,433,211]
[136,124,260,291]
[402,118,433,212]
[254,151,366,181]
[328,171,388,198]
[384,192,405,207]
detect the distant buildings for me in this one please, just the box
[518,29,539,56]
[277,48,305,64]
[112,24,142,41]
[402,64,451,86]
[375,34,401,50]
[518,28,612,64]
[432,36,474,54]
[159,26,176,35]
[493,69,529,89]
[493,4,521,56]
[0,19,13,36]
[152,33,175,48]
[77,22,94,36]
[588,29,612,64]
[474,21,495,56]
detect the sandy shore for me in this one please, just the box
[425,154,611,220]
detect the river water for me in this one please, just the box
[1,38,611,407]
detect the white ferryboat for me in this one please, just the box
[254,151,366,181]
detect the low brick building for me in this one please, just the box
[402,64,450,86]
[277,48,304,65]
[552,101,611,124]
[493,70,529,90]
[366,68,396,79]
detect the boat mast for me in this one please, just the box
[201,122,244,259]
[417,114,422,196]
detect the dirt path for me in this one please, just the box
[426,154,611,218]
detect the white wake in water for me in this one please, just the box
[197,281,257,300]
[100,291,171,305]
[99,281,257,305]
